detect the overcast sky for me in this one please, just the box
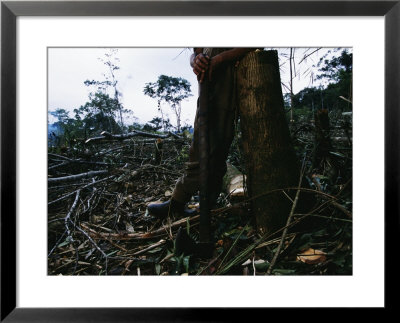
[48,47,345,127]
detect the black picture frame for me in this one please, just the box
[1,0,397,321]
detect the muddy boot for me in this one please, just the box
[147,199,195,219]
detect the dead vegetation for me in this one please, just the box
[48,112,352,276]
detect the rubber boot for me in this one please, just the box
[147,199,195,219]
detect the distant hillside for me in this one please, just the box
[48,123,63,135]
[48,123,63,146]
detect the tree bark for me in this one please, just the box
[237,50,300,234]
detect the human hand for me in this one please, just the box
[191,53,209,83]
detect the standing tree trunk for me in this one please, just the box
[237,50,300,234]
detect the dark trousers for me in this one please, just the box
[172,62,237,205]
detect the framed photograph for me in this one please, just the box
[1,0,397,320]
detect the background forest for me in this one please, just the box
[48,48,352,276]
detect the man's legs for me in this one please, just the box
[173,64,237,206]
[149,64,237,217]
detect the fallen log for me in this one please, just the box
[85,130,183,144]
[48,170,108,184]
[48,175,116,205]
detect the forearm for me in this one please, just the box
[213,48,257,64]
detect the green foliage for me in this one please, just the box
[49,108,70,125]
[176,145,189,163]
[144,75,192,106]
[144,75,192,132]
[317,49,352,84]
[142,117,173,132]
[127,122,146,132]
[48,49,135,150]
[80,49,128,133]
[84,79,113,92]
[146,117,164,131]
[180,124,193,134]
[48,108,82,149]
[74,91,122,136]
[289,49,352,121]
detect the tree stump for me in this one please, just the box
[237,50,300,234]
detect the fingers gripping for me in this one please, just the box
[192,53,209,83]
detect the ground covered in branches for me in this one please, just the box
[48,112,352,276]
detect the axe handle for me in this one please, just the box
[198,79,211,243]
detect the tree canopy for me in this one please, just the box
[290,49,352,120]
[144,75,192,132]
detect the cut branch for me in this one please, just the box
[48,175,116,205]
[48,170,108,184]
[85,130,183,144]
[80,214,200,241]
[266,174,303,275]
[298,47,322,65]
[132,239,166,256]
